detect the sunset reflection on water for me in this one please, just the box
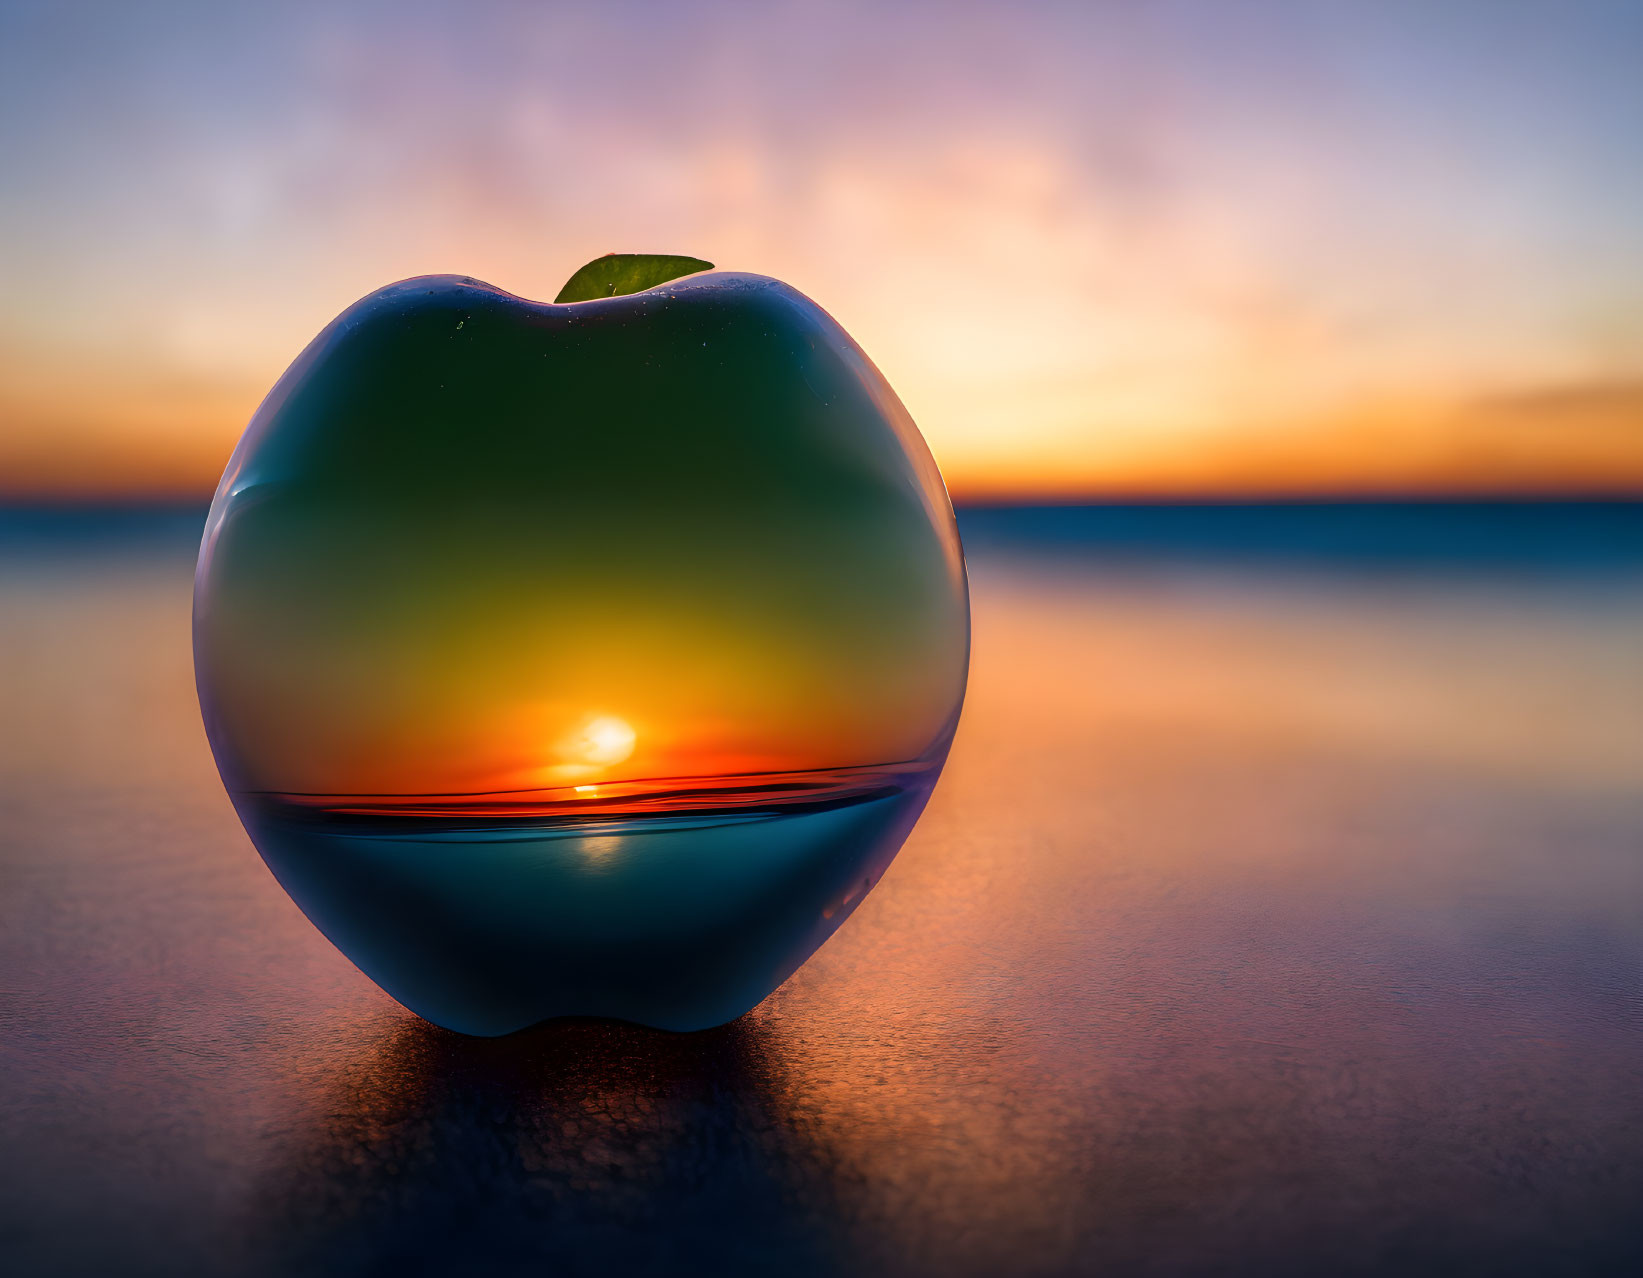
[2,508,1640,1275]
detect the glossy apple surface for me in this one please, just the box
[194,268,969,1034]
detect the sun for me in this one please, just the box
[564,715,636,767]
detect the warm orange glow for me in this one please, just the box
[7,341,1641,504]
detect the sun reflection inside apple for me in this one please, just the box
[562,715,636,769]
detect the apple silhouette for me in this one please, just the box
[194,254,969,1034]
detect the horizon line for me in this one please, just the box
[2,490,1640,513]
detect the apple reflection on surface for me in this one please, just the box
[233,552,1643,1276]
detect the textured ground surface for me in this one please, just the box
[3,506,1641,1276]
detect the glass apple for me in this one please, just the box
[194,255,969,1035]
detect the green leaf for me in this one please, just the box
[554,253,715,304]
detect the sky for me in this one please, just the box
[1,0,1640,501]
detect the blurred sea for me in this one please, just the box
[2,501,1641,1277]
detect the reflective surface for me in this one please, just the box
[193,273,968,1032]
[3,505,1642,1276]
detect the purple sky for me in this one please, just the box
[3,0,1640,496]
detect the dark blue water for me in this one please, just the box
[242,786,927,1036]
[957,499,1643,573]
[5,497,1642,568]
